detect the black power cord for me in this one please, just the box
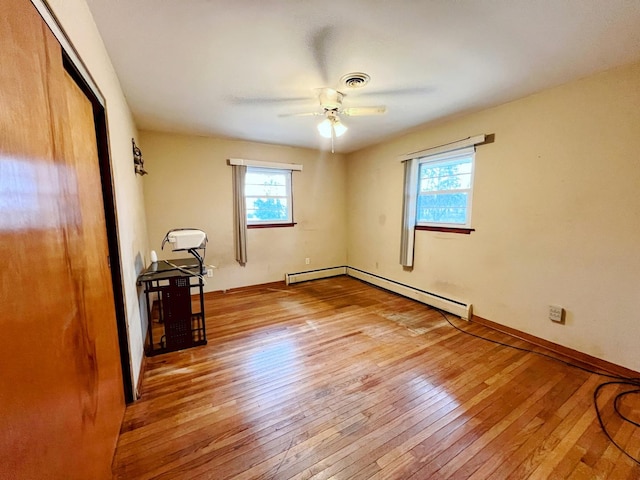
[435,309,640,466]
[593,381,640,465]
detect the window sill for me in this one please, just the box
[247,222,296,229]
[415,225,475,234]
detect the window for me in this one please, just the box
[400,136,484,267]
[245,167,293,225]
[416,148,475,228]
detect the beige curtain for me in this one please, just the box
[232,164,248,265]
[399,158,418,268]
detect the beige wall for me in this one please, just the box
[46,0,150,391]
[346,61,640,372]
[140,132,347,291]
[59,0,638,379]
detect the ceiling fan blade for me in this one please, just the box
[308,26,333,85]
[342,106,387,116]
[278,111,322,118]
[356,86,434,97]
[230,95,311,105]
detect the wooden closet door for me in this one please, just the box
[0,1,125,478]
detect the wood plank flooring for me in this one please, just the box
[113,276,640,479]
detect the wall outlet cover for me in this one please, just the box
[549,305,564,323]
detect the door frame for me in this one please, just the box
[33,0,135,403]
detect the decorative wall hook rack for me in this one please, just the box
[132,138,148,176]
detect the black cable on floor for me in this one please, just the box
[435,308,640,466]
[593,381,640,465]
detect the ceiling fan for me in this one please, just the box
[232,27,434,152]
[281,73,387,151]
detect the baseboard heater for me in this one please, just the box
[285,266,347,285]
[285,265,472,320]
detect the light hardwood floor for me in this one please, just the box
[113,276,640,479]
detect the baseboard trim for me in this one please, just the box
[472,315,639,379]
[135,354,147,400]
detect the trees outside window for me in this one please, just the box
[245,167,292,224]
[416,150,474,227]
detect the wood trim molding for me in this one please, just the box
[30,0,105,105]
[416,225,475,234]
[135,354,147,400]
[471,315,639,379]
[247,222,296,229]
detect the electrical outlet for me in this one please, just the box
[305,258,310,265]
[207,268,214,278]
[549,305,564,323]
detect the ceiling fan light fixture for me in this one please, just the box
[317,117,348,138]
[333,120,347,137]
[317,118,333,138]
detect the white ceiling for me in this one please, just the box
[85,0,640,153]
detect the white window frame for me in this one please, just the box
[245,167,293,225]
[415,147,475,228]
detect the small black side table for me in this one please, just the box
[137,258,207,356]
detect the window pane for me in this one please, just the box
[419,156,472,192]
[246,171,287,186]
[417,192,468,224]
[412,149,474,229]
[245,167,292,223]
[247,197,289,221]
[245,184,288,197]
[418,207,467,224]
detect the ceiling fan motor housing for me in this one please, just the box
[319,88,344,110]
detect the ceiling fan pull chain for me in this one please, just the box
[331,126,335,153]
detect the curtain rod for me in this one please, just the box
[398,134,486,162]
[227,158,303,171]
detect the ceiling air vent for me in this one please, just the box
[340,72,371,89]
